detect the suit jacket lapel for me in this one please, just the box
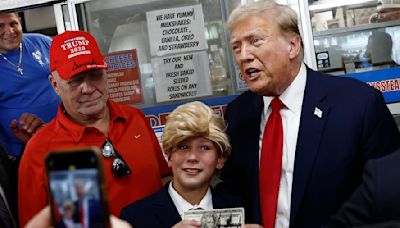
[152,185,182,227]
[290,68,329,225]
[246,94,264,223]
[227,92,263,206]
[244,93,264,184]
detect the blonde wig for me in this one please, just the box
[162,101,230,159]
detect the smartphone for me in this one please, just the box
[45,147,110,228]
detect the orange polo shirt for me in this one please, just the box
[18,100,170,227]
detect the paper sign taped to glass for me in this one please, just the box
[183,207,244,228]
[104,49,143,105]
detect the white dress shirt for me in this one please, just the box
[63,218,74,228]
[168,182,213,219]
[259,63,307,228]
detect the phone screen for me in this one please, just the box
[46,148,109,228]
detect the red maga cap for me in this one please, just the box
[50,30,107,80]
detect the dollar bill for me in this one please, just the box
[183,207,244,228]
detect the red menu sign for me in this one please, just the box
[105,50,143,104]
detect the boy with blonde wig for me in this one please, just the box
[162,101,230,159]
[121,101,246,228]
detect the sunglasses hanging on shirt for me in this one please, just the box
[102,139,132,177]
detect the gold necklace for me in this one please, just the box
[0,43,23,75]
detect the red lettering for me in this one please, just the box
[221,104,227,119]
[377,81,382,91]
[211,106,223,118]
[146,115,159,127]
[390,80,395,91]
[159,113,170,126]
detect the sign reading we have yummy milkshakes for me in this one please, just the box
[146,4,212,103]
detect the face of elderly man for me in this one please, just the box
[229,13,301,97]
[50,69,109,123]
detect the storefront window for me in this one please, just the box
[21,6,58,36]
[308,0,400,107]
[309,0,400,73]
[71,0,241,109]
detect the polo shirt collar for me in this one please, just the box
[56,99,128,143]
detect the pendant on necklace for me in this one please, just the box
[17,67,23,75]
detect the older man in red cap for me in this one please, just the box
[18,31,170,227]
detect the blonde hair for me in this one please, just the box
[62,200,75,210]
[228,0,303,58]
[162,101,230,159]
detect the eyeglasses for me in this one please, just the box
[102,139,131,177]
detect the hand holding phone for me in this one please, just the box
[45,147,110,228]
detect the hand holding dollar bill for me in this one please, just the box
[183,207,245,228]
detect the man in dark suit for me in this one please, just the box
[219,1,400,228]
[326,148,400,227]
[120,102,252,228]
[72,179,104,227]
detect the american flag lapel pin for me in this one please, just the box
[314,107,323,118]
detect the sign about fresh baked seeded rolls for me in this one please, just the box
[151,51,211,102]
[146,4,207,56]
[104,50,143,104]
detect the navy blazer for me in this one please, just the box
[219,67,400,228]
[120,183,243,228]
[326,148,400,226]
[71,199,104,227]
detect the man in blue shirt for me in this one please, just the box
[0,12,60,157]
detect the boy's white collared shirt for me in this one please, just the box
[168,181,213,218]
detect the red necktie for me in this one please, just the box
[259,97,284,228]
[80,202,85,228]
